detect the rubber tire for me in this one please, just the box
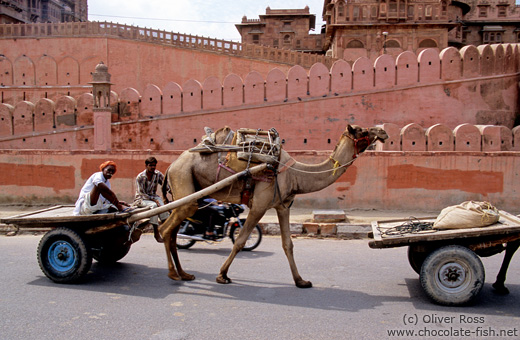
[230,219,262,251]
[37,228,92,283]
[408,245,429,275]
[420,245,484,306]
[93,243,131,264]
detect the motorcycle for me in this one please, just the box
[176,200,262,251]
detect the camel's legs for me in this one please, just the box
[159,202,198,281]
[216,208,265,284]
[276,206,312,288]
[492,239,520,295]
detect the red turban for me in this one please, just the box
[99,161,117,173]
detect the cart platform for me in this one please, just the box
[369,210,520,249]
[0,205,147,231]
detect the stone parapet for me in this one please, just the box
[0,21,333,69]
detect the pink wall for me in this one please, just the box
[1,44,518,151]
[0,36,295,105]
[0,149,518,214]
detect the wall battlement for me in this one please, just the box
[0,21,333,69]
[0,43,518,151]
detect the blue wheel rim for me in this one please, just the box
[47,240,77,272]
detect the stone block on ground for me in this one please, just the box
[312,210,346,223]
[303,223,320,235]
[336,223,371,239]
[259,222,303,235]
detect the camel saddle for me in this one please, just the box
[190,127,281,171]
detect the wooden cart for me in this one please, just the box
[369,211,520,306]
[0,164,267,284]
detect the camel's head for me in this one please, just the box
[344,125,388,153]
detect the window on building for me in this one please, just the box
[479,7,487,18]
[497,6,507,18]
[419,39,437,48]
[386,40,401,48]
[346,40,364,48]
[273,39,279,47]
[425,5,432,18]
[283,34,291,45]
[379,3,386,18]
[339,4,344,17]
[371,6,377,19]
[389,0,397,18]
[363,6,368,19]
[441,1,448,16]
[483,32,503,44]
[353,6,359,21]
[296,40,301,48]
[252,35,259,44]
[284,21,291,27]
[408,5,414,19]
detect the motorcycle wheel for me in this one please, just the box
[176,237,196,249]
[177,221,197,249]
[230,219,262,251]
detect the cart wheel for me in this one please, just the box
[230,219,262,251]
[408,245,429,275]
[37,228,92,283]
[93,243,131,264]
[91,225,132,264]
[420,245,484,306]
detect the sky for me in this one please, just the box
[87,0,327,42]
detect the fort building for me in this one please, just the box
[235,2,520,63]
[0,0,87,24]
[236,6,325,54]
[321,0,520,62]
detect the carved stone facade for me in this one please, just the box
[457,0,520,47]
[322,0,520,62]
[236,7,325,54]
[0,0,87,24]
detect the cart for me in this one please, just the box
[369,211,520,306]
[0,164,267,284]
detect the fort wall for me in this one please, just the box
[0,24,519,212]
[0,43,518,151]
[0,21,333,103]
[0,149,518,213]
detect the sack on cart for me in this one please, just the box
[433,201,500,230]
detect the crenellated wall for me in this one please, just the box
[1,44,519,151]
[0,37,519,211]
[0,21,333,105]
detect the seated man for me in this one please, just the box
[73,161,128,216]
[134,157,168,243]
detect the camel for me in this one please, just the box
[492,239,520,295]
[158,124,388,287]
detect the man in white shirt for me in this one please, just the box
[73,161,128,216]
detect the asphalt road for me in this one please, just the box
[1,235,519,340]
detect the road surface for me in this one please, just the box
[0,235,518,340]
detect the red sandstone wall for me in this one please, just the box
[0,36,294,104]
[1,44,518,151]
[0,149,518,214]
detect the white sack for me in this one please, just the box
[433,201,500,230]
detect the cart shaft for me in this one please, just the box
[127,163,268,223]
